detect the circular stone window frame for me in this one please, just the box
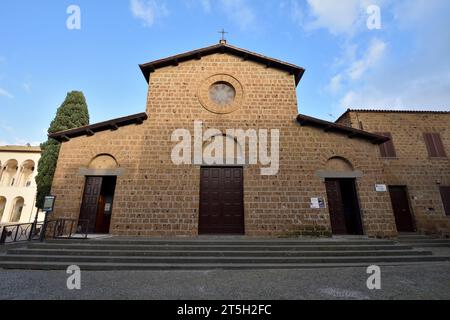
[198,74,244,114]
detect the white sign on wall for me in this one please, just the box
[375,184,388,192]
[310,198,326,209]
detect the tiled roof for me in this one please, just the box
[139,42,305,86]
[336,109,450,123]
[297,114,390,144]
[48,113,148,142]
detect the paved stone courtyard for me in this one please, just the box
[1,263,449,300]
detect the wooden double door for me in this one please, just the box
[199,167,245,235]
[79,176,117,234]
[325,179,364,235]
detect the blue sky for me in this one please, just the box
[1,0,449,146]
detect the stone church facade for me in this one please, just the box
[48,42,449,238]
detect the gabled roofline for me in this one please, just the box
[336,108,450,124]
[48,113,148,142]
[139,42,306,86]
[297,114,390,144]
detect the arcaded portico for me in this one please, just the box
[0,146,44,224]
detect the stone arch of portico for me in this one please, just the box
[0,159,18,187]
[9,196,24,223]
[18,159,36,187]
[0,196,6,222]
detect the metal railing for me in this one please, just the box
[0,218,89,245]
[47,219,89,240]
[0,222,45,244]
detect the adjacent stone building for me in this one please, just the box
[336,110,450,235]
[47,41,447,238]
[0,146,44,225]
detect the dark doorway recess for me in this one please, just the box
[325,178,364,235]
[441,186,450,216]
[389,186,415,232]
[79,176,117,234]
[199,167,245,235]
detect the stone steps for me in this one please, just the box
[397,234,440,240]
[8,248,432,257]
[1,238,449,270]
[26,243,415,252]
[1,261,448,271]
[43,239,395,246]
[396,235,450,248]
[2,254,448,265]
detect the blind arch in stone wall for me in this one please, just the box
[316,156,363,179]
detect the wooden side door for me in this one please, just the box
[325,179,347,235]
[440,186,450,216]
[389,186,415,232]
[79,177,103,233]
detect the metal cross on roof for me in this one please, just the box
[218,28,228,41]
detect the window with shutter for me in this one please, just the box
[424,133,447,158]
[375,132,396,158]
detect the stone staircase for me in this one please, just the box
[396,234,450,248]
[1,237,450,270]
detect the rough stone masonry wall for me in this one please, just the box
[51,53,397,238]
[338,112,450,234]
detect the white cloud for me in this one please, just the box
[130,0,169,27]
[183,0,211,13]
[301,0,384,35]
[23,83,31,93]
[305,0,362,35]
[200,0,211,13]
[346,38,386,80]
[289,0,304,26]
[0,88,13,99]
[220,0,256,30]
[326,38,386,96]
[327,74,343,94]
[338,72,450,111]
[335,0,450,111]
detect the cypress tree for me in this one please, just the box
[35,91,90,208]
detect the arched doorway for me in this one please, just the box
[321,157,364,235]
[10,197,25,223]
[79,154,119,234]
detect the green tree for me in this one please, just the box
[35,91,90,208]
